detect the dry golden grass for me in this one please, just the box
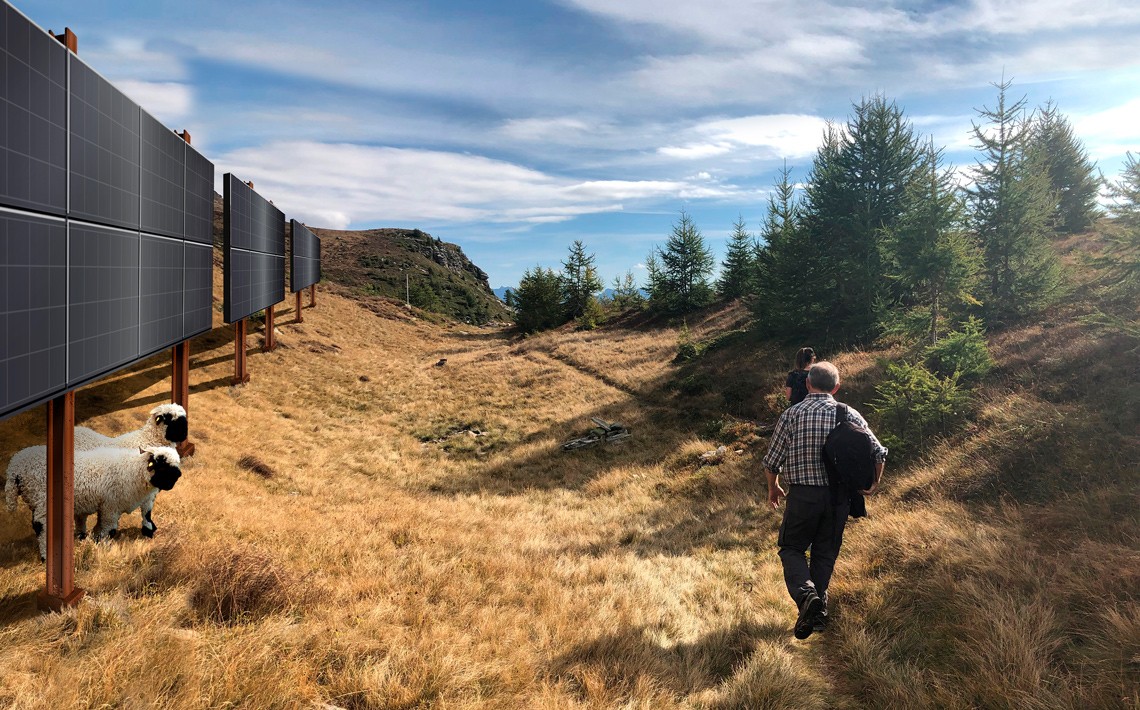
[0,267,1136,708]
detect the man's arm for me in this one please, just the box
[766,467,784,509]
[762,410,792,509]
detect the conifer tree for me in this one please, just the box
[1029,100,1100,233]
[611,270,646,310]
[717,215,756,299]
[657,210,715,313]
[561,240,603,320]
[800,96,924,342]
[1091,153,1140,315]
[967,78,1062,324]
[644,251,667,310]
[887,142,982,343]
[754,161,820,337]
[513,266,565,333]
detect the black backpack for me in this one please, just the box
[822,403,876,498]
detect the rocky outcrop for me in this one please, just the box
[393,229,490,288]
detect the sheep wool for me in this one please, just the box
[72,402,188,537]
[74,403,188,450]
[5,446,182,560]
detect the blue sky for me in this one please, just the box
[15,0,1140,288]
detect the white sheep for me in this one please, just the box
[5,445,182,560]
[73,402,188,537]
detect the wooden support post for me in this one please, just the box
[171,130,195,457]
[172,341,195,457]
[310,284,316,308]
[233,319,250,385]
[39,392,84,612]
[263,305,276,352]
[295,291,304,323]
[48,28,78,54]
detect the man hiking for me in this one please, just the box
[762,361,888,639]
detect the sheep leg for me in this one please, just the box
[93,509,121,543]
[138,490,159,538]
[74,513,88,540]
[32,510,46,561]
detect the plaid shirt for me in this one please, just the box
[762,393,888,486]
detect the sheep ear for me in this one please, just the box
[139,447,146,455]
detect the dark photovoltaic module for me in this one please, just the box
[0,3,217,420]
[0,210,67,416]
[0,3,68,215]
[69,58,141,230]
[224,174,286,323]
[290,219,321,292]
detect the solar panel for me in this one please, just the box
[0,210,67,417]
[67,222,140,386]
[290,219,320,292]
[69,57,141,230]
[183,242,213,337]
[0,3,68,215]
[139,110,185,238]
[223,174,285,323]
[184,144,214,245]
[138,233,184,355]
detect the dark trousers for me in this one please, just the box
[777,484,849,603]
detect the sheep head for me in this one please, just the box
[148,403,189,443]
[141,446,182,491]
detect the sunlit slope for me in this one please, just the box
[0,257,1136,708]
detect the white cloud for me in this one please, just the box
[1073,98,1140,160]
[214,141,731,229]
[118,80,193,124]
[499,117,593,142]
[660,113,829,163]
[82,37,188,82]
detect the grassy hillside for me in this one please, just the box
[0,232,1136,707]
[314,226,509,326]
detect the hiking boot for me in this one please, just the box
[794,589,823,639]
[812,591,830,633]
[812,609,829,632]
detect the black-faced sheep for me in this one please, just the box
[5,446,182,560]
[72,402,188,537]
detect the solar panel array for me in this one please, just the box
[223,175,285,323]
[0,3,216,421]
[290,219,321,292]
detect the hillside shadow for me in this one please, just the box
[420,363,780,561]
[0,590,42,627]
[547,620,788,702]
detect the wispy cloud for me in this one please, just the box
[1073,98,1140,161]
[214,141,736,230]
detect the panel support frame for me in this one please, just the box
[263,305,276,352]
[38,391,85,612]
[232,318,250,385]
